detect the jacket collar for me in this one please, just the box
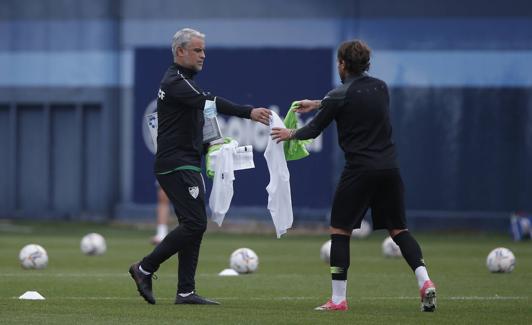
[343,73,367,84]
[172,63,197,79]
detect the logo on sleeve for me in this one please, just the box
[158,89,166,100]
[188,186,199,199]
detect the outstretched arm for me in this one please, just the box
[271,98,339,143]
[292,99,321,113]
[216,97,271,125]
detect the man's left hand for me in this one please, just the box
[271,127,293,143]
[250,108,271,125]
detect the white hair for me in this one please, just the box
[171,28,205,59]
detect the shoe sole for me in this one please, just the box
[421,287,436,312]
[129,267,156,305]
[315,307,348,311]
[314,303,348,311]
[175,296,220,305]
[175,301,220,305]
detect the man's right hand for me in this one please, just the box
[292,99,320,113]
[250,107,272,125]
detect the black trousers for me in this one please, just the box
[141,170,207,294]
[330,168,407,231]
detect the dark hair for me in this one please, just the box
[337,40,371,75]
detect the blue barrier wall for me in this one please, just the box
[391,88,531,212]
[0,0,531,229]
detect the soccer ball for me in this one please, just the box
[382,236,402,258]
[230,248,259,274]
[486,247,516,273]
[352,219,372,238]
[19,244,48,269]
[320,240,331,263]
[80,233,107,256]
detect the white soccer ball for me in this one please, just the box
[230,248,259,274]
[352,220,372,238]
[80,233,107,256]
[19,244,48,269]
[382,236,402,258]
[320,240,331,263]
[486,247,516,273]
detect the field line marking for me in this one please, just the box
[5,296,528,301]
[0,273,322,278]
[1,273,127,277]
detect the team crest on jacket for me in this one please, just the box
[188,186,199,199]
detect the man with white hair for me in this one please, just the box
[129,28,271,305]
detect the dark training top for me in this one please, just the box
[155,63,252,174]
[294,74,398,171]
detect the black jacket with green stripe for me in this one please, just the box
[154,63,252,174]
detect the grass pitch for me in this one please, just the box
[0,221,530,324]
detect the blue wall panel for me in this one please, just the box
[391,87,532,212]
[0,106,9,212]
[133,48,334,211]
[16,106,48,211]
[51,105,81,213]
[83,104,103,211]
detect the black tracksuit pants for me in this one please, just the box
[141,170,207,294]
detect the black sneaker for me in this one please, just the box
[129,263,156,304]
[175,292,220,305]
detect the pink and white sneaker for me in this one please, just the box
[150,235,164,245]
[420,280,437,312]
[314,299,348,311]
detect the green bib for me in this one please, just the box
[206,137,233,178]
[283,101,313,161]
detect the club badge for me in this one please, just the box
[188,186,199,199]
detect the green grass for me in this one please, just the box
[0,221,531,324]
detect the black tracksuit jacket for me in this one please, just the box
[154,63,252,174]
[294,74,398,171]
